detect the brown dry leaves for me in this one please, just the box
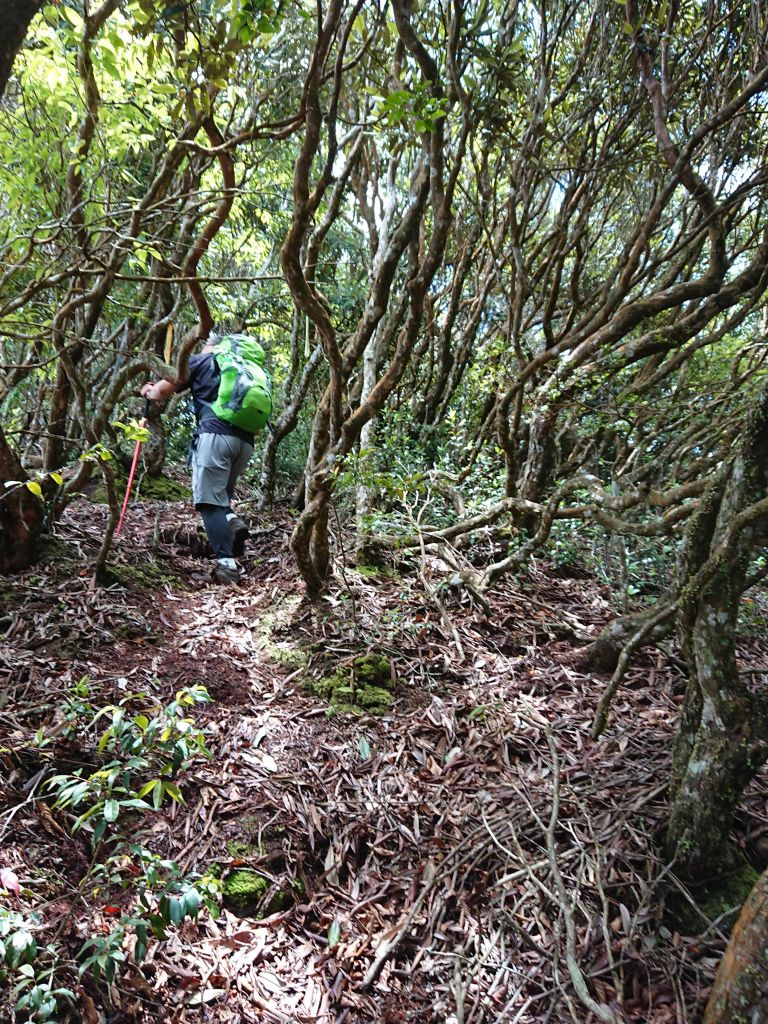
[3,500,767,1023]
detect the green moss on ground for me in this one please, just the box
[90,474,191,504]
[0,583,24,612]
[221,868,295,917]
[107,560,185,591]
[222,869,268,908]
[354,563,399,581]
[699,864,760,921]
[310,653,394,716]
[226,839,263,859]
[675,862,760,933]
[254,594,308,670]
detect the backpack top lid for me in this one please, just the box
[213,333,266,368]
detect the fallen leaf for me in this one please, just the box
[0,868,20,894]
[184,987,226,1005]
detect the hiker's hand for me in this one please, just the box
[141,379,178,401]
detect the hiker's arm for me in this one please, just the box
[141,379,179,401]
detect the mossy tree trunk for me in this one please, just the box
[0,424,45,572]
[667,385,768,880]
[703,867,768,1024]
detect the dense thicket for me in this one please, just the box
[2,0,768,1014]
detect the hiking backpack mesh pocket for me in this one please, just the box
[210,334,272,432]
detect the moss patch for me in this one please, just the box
[226,839,263,859]
[309,653,394,715]
[0,584,24,614]
[221,868,295,918]
[90,473,191,504]
[676,862,760,933]
[106,560,185,591]
[222,869,268,909]
[253,593,308,670]
[699,864,760,922]
[354,563,399,581]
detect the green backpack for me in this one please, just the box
[208,334,272,433]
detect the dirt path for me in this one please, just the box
[3,498,767,1023]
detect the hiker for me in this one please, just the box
[141,334,271,585]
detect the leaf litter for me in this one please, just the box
[1,497,767,1023]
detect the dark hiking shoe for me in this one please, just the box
[212,564,243,586]
[228,516,250,558]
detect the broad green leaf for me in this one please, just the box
[182,888,200,918]
[162,781,184,804]
[25,481,43,497]
[61,6,84,28]
[169,897,184,925]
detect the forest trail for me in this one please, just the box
[3,497,766,1023]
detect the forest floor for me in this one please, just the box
[2,493,768,1024]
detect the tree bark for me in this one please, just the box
[703,867,768,1024]
[0,424,45,572]
[575,606,674,673]
[667,384,768,879]
[0,0,42,99]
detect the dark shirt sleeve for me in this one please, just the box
[176,354,204,394]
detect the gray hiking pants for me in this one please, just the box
[191,432,253,508]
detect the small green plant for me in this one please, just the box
[111,418,151,444]
[0,907,75,1022]
[62,677,96,739]
[47,685,211,842]
[17,690,217,1018]
[80,848,222,980]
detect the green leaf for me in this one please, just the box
[25,480,43,497]
[357,736,371,759]
[135,923,148,963]
[104,799,120,823]
[101,57,121,80]
[182,888,200,918]
[49,471,63,486]
[61,6,84,29]
[327,920,340,948]
[8,930,37,968]
[169,897,184,925]
[162,781,184,804]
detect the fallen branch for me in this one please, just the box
[591,601,678,738]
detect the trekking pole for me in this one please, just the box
[115,398,151,537]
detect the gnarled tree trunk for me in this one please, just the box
[667,384,768,879]
[703,867,768,1024]
[0,0,42,99]
[0,424,45,572]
